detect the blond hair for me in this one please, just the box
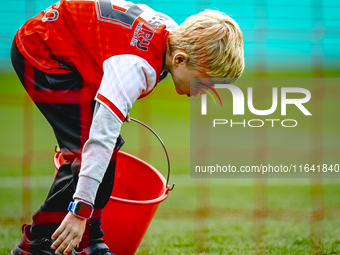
[168,10,244,81]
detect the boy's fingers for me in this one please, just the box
[51,213,86,253]
[60,233,82,255]
[55,235,74,255]
[51,230,68,250]
[125,113,130,122]
[63,238,78,255]
[51,225,65,241]
[74,234,83,248]
[55,241,68,254]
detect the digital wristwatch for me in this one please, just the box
[68,200,94,220]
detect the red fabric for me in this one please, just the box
[15,0,169,89]
[32,209,103,225]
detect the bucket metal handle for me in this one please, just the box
[130,117,175,191]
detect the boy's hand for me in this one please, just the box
[125,113,130,122]
[51,210,87,255]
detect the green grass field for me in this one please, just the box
[1,71,340,254]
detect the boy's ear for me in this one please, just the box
[172,50,189,66]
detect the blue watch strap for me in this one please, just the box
[68,200,94,219]
[68,201,75,212]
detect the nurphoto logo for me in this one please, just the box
[199,83,312,128]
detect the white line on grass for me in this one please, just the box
[0,175,54,188]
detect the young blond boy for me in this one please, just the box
[11,0,244,254]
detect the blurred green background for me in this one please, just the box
[1,0,340,254]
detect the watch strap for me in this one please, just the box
[68,200,94,219]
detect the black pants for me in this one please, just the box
[11,40,124,247]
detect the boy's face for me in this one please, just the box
[171,64,209,97]
[167,50,209,97]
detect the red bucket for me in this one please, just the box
[53,118,174,255]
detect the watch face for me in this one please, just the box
[75,201,93,219]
